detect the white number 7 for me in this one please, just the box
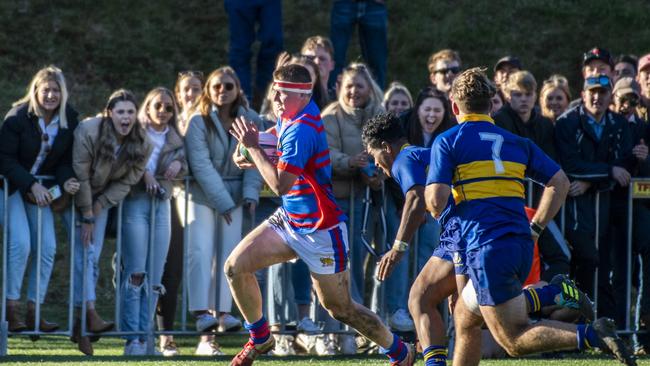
[479,132,505,174]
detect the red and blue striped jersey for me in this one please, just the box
[276,101,346,234]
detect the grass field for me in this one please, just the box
[2,334,649,365]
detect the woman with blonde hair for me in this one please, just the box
[184,66,263,355]
[155,71,204,356]
[0,65,79,336]
[323,62,384,304]
[71,89,152,355]
[119,87,186,355]
[383,81,413,115]
[539,74,572,123]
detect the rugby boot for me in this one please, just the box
[550,274,595,322]
[593,317,637,366]
[391,342,415,366]
[230,336,275,366]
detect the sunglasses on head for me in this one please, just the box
[153,102,174,113]
[434,66,460,75]
[214,82,235,91]
[178,70,204,79]
[585,75,611,89]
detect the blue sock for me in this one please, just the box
[423,345,447,366]
[524,285,561,313]
[380,333,408,363]
[577,324,600,350]
[244,316,270,345]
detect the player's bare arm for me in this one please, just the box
[378,185,425,281]
[425,183,451,218]
[531,170,570,229]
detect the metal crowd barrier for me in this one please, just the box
[1,175,647,356]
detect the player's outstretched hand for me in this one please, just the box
[377,248,404,281]
[230,116,259,148]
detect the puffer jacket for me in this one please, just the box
[184,106,263,214]
[322,100,384,198]
[130,125,188,200]
[73,117,153,213]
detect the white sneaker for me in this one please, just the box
[124,340,146,356]
[295,333,318,354]
[195,313,219,332]
[296,317,320,334]
[218,313,242,332]
[195,340,225,356]
[389,309,415,332]
[315,334,337,356]
[160,340,180,357]
[270,334,296,356]
[336,334,358,355]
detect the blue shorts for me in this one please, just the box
[466,235,533,306]
[433,216,467,275]
[432,244,467,275]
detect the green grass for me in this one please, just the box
[3,335,650,365]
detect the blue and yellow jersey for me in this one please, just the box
[426,114,560,250]
[391,144,430,195]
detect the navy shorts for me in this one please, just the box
[466,235,533,306]
[432,243,467,275]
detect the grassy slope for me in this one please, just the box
[1,1,650,117]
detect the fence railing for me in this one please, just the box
[1,176,647,356]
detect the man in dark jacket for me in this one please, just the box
[555,74,634,319]
[609,77,650,339]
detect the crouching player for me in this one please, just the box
[228,64,414,366]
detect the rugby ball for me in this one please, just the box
[238,132,279,165]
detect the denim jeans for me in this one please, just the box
[187,201,242,312]
[71,206,110,305]
[120,193,171,340]
[329,0,388,89]
[224,0,283,100]
[1,190,57,304]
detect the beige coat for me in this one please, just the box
[73,117,153,213]
[322,100,384,198]
[130,125,188,200]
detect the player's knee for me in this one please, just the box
[322,301,353,323]
[223,256,240,280]
[501,341,525,357]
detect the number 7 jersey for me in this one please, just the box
[426,114,560,251]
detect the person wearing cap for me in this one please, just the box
[493,55,522,87]
[427,49,462,97]
[613,54,638,83]
[608,76,650,337]
[555,74,634,317]
[567,47,615,110]
[636,53,650,122]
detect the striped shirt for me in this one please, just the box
[427,114,560,250]
[276,101,346,234]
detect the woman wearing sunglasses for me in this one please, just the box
[154,71,205,357]
[184,66,263,355]
[0,66,79,336]
[119,87,187,355]
[71,89,152,355]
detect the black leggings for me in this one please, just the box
[157,198,184,331]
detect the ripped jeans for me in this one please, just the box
[120,193,171,340]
